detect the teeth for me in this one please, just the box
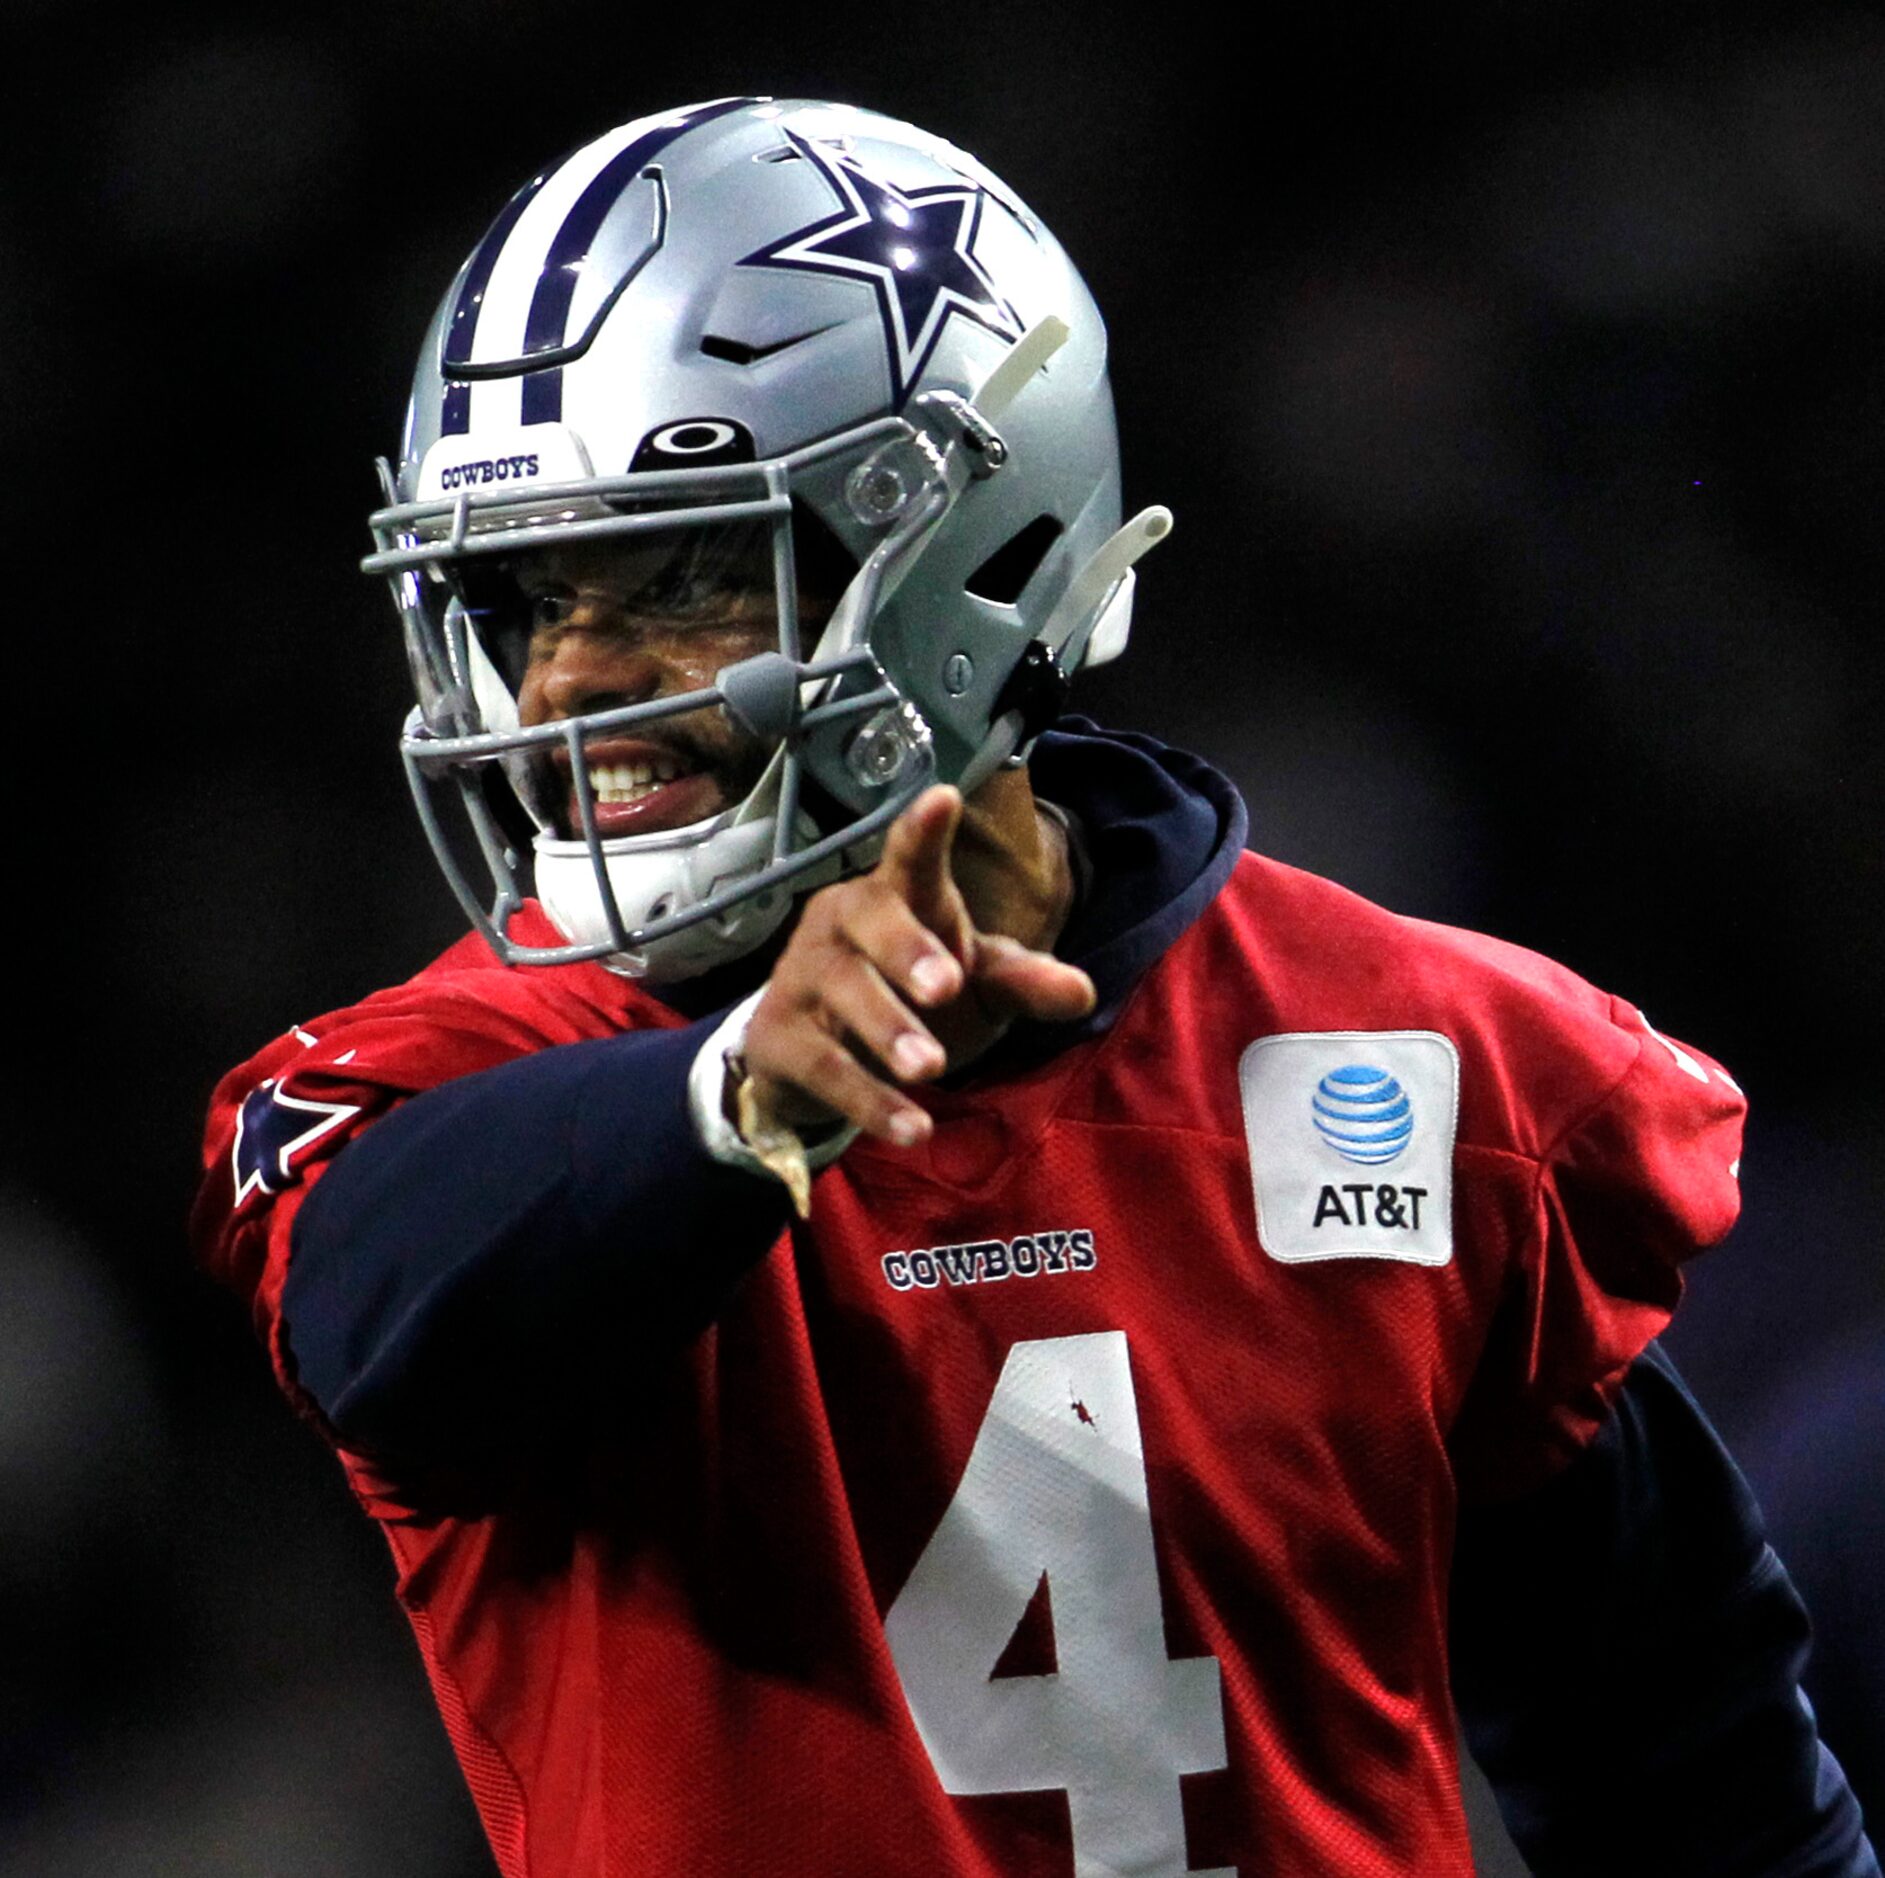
[587,757,691,804]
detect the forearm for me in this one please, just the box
[282,1020,793,1474]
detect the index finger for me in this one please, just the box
[876,785,970,952]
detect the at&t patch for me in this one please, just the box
[1239,1031,1458,1266]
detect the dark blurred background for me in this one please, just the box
[4,3,1881,1871]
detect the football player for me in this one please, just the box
[195,98,1875,1875]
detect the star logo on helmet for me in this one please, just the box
[739,132,1022,407]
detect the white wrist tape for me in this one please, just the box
[686,991,859,1214]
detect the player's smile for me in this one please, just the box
[549,734,735,839]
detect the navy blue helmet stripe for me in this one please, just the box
[441,99,755,436]
[439,160,562,434]
[520,97,754,363]
[521,366,563,426]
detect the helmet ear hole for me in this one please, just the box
[964,515,1064,606]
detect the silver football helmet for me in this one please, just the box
[365,96,1169,978]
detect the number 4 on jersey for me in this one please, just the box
[884,1332,1234,1877]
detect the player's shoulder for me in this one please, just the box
[210,902,676,1116]
[1216,848,1617,1026]
[1193,849,1738,1165]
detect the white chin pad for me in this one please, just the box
[534,815,794,981]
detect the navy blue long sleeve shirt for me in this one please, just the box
[284,722,1875,1875]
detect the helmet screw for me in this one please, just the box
[943,652,974,696]
[845,459,911,525]
[846,708,915,787]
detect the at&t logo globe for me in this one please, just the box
[1312,1065,1414,1166]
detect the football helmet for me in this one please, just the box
[366,96,1169,978]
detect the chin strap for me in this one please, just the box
[990,640,1075,747]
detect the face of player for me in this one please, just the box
[512,527,834,839]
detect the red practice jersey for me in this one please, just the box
[196,852,1744,1876]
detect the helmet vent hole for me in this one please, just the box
[699,326,834,365]
[755,145,802,164]
[964,514,1063,606]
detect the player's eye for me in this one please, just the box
[528,589,574,628]
[617,522,774,622]
[626,559,726,618]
